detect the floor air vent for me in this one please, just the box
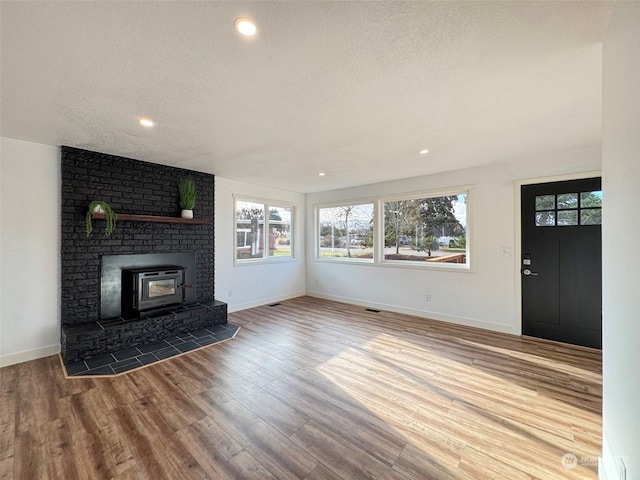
[365,308,380,313]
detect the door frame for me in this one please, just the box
[513,170,601,337]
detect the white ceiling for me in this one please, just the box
[1,1,613,193]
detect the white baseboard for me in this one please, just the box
[227,291,306,313]
[0,344,60,367]
[0,291,515,366]
[306,290,519,336]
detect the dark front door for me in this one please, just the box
[521,177,602,349]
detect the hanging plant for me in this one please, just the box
[86,200,117,237]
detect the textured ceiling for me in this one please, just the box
[1,1,613,193]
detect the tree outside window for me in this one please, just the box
[318,203,374,259]
[383,193,468,265]
[236,199,293,262]
[315,189,470,268]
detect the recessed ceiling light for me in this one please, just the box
[318,172,326,177]
[234,17,257,36]
[138,118,154,128]
[419,149,429,154]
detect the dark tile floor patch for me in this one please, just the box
[63,323,239,377]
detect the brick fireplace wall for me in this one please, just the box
[60,146,215,328]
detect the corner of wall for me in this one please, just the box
[598,434,614,480]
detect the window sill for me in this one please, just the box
[235,257,298,267]
[313,257,473,272]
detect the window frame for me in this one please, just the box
[314,186,473,272]
[234,195,296,266]
[378,186,473,271]
[315,199,376,264]
[534,190,602,227]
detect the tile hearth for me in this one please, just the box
[61,300,228,364]
[62,323,239,377]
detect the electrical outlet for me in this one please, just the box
[619,458,626,480]
[425,293,432,302]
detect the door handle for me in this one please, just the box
[522,268,538,276]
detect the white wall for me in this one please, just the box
[215,177,306,312]
[306,148,601,334]
[600,2,640,479]
[0,137,61,366]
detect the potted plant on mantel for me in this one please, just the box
[86,200,117,237]
[178,177,196,219]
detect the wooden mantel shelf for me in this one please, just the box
[92,212,212,225]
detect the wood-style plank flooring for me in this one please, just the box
[0,296,602,479]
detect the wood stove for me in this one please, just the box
[121,265,186,318]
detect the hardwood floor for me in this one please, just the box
[0,296,602,479]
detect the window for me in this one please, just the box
[535,190,602,227]
[315,188,471,270]
[317,203,374,260]
[382,191,468,266]
[235,197,294,263]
